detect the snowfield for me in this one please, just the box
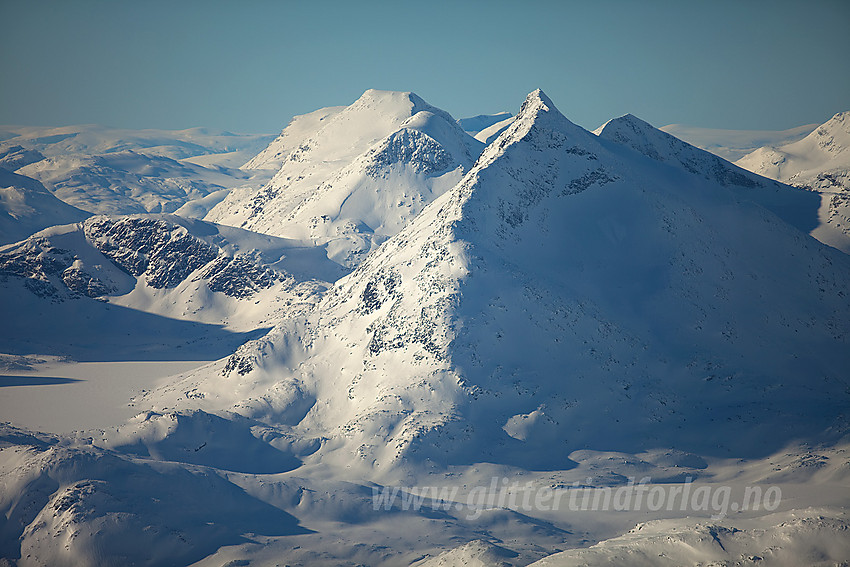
[1,90,848,566]
[735,111,850,254]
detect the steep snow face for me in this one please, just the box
[206,90,484,268]
[143,90,850,473]
[0,168,90,245]
[736,111,850,252]
[595,114,820,236]
[241,105,346,170]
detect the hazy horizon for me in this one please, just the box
[2,0,848,133]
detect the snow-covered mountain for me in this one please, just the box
[241,105,346,171]
[0,215,346,360]
[659,122,818,162]
[0,168,90,245]
[459,112,515,146]
[473,114,515,145]
[0,124,274,167]
[0,125,275,219]
[736,111,850,252]
[528,509,850,566]
[0,145,45,170]
[2,90,849,567]
[206,89,484,268]
[458,112,512,135]
[15,151,269,216]
[141,90,850,473]
[594,113,821,239]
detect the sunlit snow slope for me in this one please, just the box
[737,111,850,253]
[206,89,484,268]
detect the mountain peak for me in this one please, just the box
[517,88,556,118]
[812,110,850,154]
[826,110,849,129]
[593,113,657,139]
[353,89,431,116]
[357,88,414,102]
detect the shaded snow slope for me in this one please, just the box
[0,427,308,567]
[596,113,821,238]
[736,111,850,253]
[0,145,45,170]
[206,89,484,268]
[0,168,90,245]
[141,90,850,474]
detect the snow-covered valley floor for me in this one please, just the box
[0,359,210,434]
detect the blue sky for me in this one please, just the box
[2,0,848,133]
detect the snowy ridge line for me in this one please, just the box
[373,476,782,520]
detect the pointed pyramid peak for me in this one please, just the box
[509,89,588,135]
[617,113,653,127]
[518,88,557,117]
